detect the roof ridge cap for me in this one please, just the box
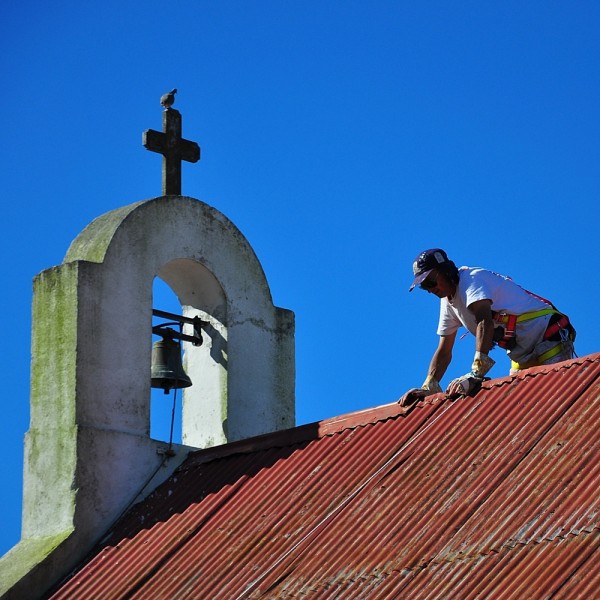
[482,352,600,391]
[182,401,410,467]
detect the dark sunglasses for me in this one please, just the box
[420,272,439,290]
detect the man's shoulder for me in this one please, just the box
[458,267,503,304]
[460,266,508,284]
[459,265,496,275]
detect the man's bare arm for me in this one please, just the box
[423,331,457,389]
[446,299,496,396]
[469,299,495,355]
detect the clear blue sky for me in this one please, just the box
[1,1,599,558]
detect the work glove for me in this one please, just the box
[422,375,443,393]
[446,351,495,397]
[398,375,443,407]
[471,351,495,378]
[446,374,485,397]
[398,388,430,407]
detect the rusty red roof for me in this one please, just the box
[49,354,600,599]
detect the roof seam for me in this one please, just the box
[552,526,600,597]
[272,528,600,597]
[392,526,600,574]
[271,529,600,598]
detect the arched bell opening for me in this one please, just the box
[151,258,229,448]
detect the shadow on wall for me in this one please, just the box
[203,322,227,369]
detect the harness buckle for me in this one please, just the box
[492,312,517,349]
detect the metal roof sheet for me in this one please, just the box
[49,354,600,599]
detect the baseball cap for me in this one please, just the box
[409,248,452,291]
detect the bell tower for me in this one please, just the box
[2,196,295,600]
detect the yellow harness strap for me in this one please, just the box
[502,308,564,371]
[494,308,557,325]
[510,342,565,371]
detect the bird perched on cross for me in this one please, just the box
[160,88,177,109]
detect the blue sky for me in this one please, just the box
[1,1,599,558]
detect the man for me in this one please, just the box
[402,248,575,403]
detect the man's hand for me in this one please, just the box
[446,350,495,396]
[398,375,444,407]
[398,388,431,407]
[446,373,485,397]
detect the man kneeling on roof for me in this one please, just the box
[400,248,576,405]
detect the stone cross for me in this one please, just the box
[143,107,200,195]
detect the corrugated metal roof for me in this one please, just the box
[48,354,600,599]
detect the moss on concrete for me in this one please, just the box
[64,201,145,263]
[0,530,73,598]
[30,264,79,427]
[23,263,80,541]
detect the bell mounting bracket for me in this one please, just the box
[152,309,207,346]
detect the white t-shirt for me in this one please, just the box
[437,267,554,363]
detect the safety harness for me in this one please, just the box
[493,307,558,349]
[492,303,575,369]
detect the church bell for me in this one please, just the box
[151,336,193,393]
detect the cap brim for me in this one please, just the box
[408,269,433,292]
